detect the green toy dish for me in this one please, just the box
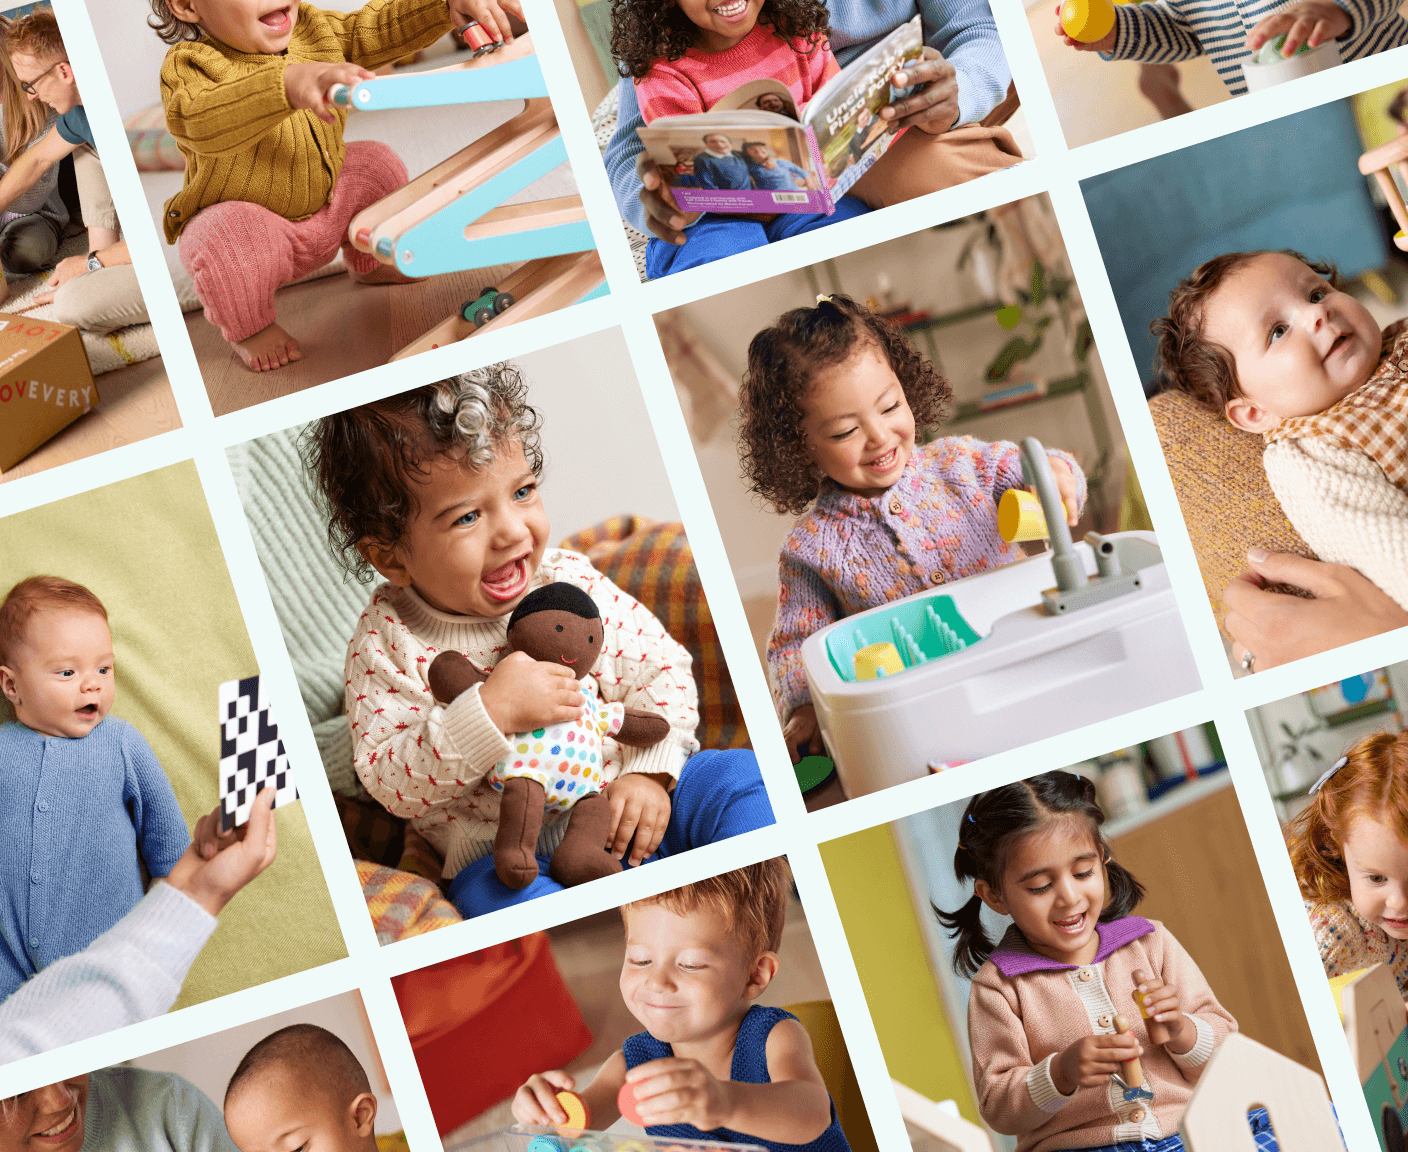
[795,755,835,793]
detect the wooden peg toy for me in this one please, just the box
[554,1090,590,1133]
[617,1080,645,1126]
[1112,1014,1144,1088]
[1131,969,1171,1045]
[1360,135,1408,253]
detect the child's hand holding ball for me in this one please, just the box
[511,1072,577,1126]
[1053,2,1117,53]
[283,61,376,123]
[1245,0,1349,56]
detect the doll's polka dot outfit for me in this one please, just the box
[489,681,626,810]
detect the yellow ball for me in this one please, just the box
[1061,0,1115,42]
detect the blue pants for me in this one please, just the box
[1082,1107,1278,1152]
[447,748,772,917]
[644,196,871,279]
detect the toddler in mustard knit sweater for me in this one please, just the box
[148,0,478,372]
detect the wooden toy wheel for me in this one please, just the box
[494,292,514,313]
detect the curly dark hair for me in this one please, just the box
[147,0,202,43]
[610,0,830,80]
[1150,249,1338,412]
[737,294,953,516]
[304,366,544,582]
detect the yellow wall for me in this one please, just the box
[819,824,980,1125]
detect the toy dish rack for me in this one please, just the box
[446,1130,765,1152]
[800,438,1202,797]
[330,34,608,359]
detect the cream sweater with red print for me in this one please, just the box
[345,548,700,877]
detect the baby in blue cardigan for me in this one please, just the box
[0,576,191,1001]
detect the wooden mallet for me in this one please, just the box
[1132,969,1172,1045]
[1112,1014,1144,1088]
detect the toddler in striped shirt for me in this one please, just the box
[1053,0,1408,98]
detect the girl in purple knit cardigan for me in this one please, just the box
[736,294,1087,762]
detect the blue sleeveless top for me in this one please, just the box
[621,1005,852,1152]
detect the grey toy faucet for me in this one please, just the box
[1019,436,1086,595]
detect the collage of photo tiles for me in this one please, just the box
[10,0,1408,1149]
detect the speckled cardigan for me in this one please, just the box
[766,435,1086,719]
[1306,899,1408,997]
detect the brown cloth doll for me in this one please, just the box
[428,583,670,890]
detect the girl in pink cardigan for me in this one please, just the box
[936,771,1274,1152]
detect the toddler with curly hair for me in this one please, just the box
[611,0,870,277]
[737,295,1086,761]
[307,368,772,918]
[1153,249,1408,610]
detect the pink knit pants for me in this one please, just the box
[179,140,408,343]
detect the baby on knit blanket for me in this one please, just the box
[735,294,1086,762]
[1154,249,1408,611]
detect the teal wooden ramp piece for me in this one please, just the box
[825,593,981,683]
[332,54,549,110]
[385,136,591,275]
[576,281,610,303]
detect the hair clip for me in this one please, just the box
[1308,755,1349,796]
[815,293,834,305]
[967,812,975,823]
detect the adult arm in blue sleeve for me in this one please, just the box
[917,0,1011,125]
[603,78,652,234]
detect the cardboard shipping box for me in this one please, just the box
[0,315,97,472]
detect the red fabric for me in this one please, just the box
[393,932,592,1133]
[635,24,837,123]
[178,139,406,342]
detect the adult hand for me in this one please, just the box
[1053,3,1118,52]
[164,786,278,917]
[636,153,702,245]
[29,252,88,307]
[1245,0,1349,55]
[879,47,960,133]
[604,772,672,865]
[1224,549,1408,672]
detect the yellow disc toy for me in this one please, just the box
[554,1090,590,1134]
[853,641,905,680]
[997,488,1049,543]
[1061,0,1115,42]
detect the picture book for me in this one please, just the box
[636,16,923,214]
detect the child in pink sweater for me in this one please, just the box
[611,0,870,276]
[936,771,1272,1152]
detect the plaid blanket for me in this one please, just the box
[357,860,460,945]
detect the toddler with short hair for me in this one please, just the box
[225,1023,379,1152]
[307,367,771,919]
[0,575,190,1001]
[149,0,478,373]
[513,858,851,1152]
[1153,248,1408,610]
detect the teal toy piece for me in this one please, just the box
[825,594,980,683]
[386,136,594,275]
[1362,1025,1408,1151]
[333,54,548,111]
[576,281,611,303]
[462,285,515,326]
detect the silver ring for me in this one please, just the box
[1240,649,1256,673]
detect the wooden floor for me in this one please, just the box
[194,261,521,417]
[0,356,179,483]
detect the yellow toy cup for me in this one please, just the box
[854,641,905,680]
[998,488,1050,543]
[1061,0,1115,42]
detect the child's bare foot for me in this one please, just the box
[235,323,302,372]
[348,263,421,285]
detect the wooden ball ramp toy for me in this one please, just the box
[1334,962,1408,1151]
[333,33,607,358]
